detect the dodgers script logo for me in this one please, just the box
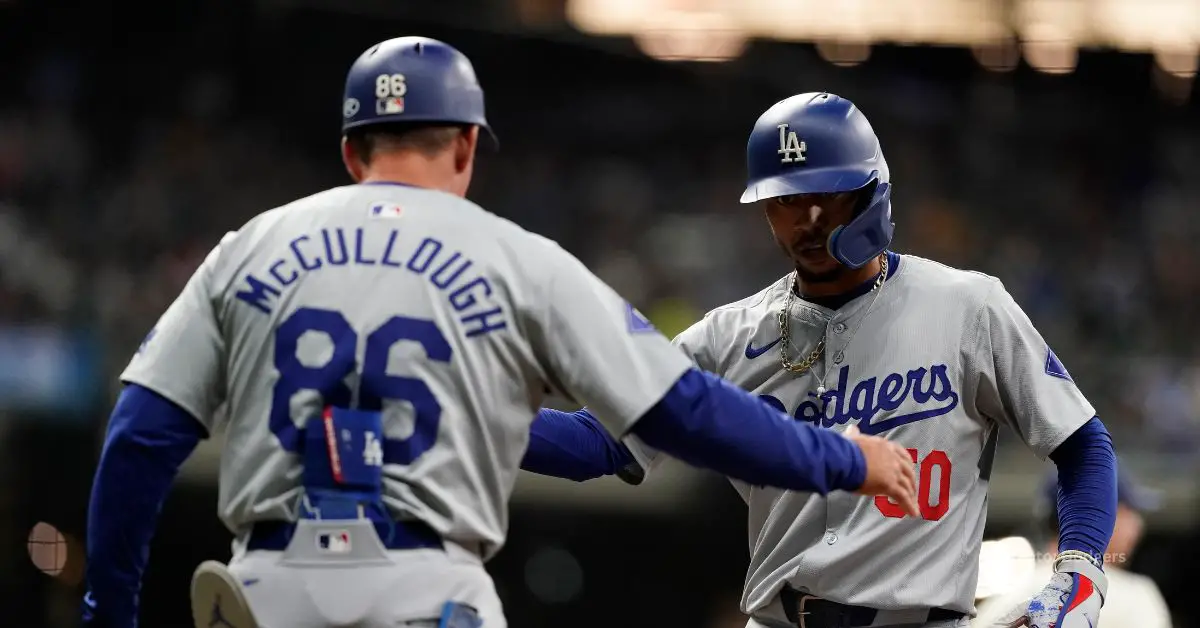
[762,363,959,435]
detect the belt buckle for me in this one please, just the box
[796,594,816,628]
[796,594,859,628]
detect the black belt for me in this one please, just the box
[779,588,964,628]
[246,519,444,552]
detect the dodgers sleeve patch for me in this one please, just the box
[1044,346,1072,381]
[625,302,657,334]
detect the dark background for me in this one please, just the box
[2,0,1199,626]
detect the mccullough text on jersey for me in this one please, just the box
[232,226,509,337]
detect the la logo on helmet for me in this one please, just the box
[776,123,807,164]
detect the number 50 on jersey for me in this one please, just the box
[876,448,951,522]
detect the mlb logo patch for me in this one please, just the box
[316,530,351,554]
[376,98,404,114]
[368,202,403,219]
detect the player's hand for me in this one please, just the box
[843,425,919,517]
[993,552,1106,628]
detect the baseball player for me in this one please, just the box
[972,467,1172,627]
[80,43,922,628]
[519,93,1120,628]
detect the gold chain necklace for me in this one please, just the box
[777,254,888,379]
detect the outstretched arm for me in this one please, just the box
[522,408,634,482]
[524,240,918,508]
[522,368,880,496]
[629,368,867,493]
[524,370,872,494]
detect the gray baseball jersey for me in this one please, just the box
[625,254,1095,618]
[120,183,691,560]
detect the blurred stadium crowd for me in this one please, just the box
[4,14,1200,464]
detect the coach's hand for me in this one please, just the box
[843,426,919,517]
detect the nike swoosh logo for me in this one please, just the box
[745,337,782,359]
[242,578,260,586]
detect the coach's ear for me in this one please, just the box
[342,136,365,183]
[453,126,480,175]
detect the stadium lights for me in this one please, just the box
[630,9,748,62]
[815,40,872,67]
[1152,67,1193,105]
[566,0,1200,70]
[1091,0,1200,52]
[1021,22,1079,74]
[972,40,1021,73]
[633,28,749,62]
[1152,44,1197,105]
[1154,45,1199,78]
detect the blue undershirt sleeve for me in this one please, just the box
[522,408,634,481]
[83,384,207,626]
[629,368,865,493]
[1048,416,1118,567]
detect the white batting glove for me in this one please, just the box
[995,551,1106,628]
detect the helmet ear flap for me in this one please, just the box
[852,180,878,217]
[827,180,894,269]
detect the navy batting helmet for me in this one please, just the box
[341,36,497,145]
[740,92,892,269]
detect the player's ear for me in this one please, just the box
[341,136,365,183]
[453,126,479,175]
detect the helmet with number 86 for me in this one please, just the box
[340,36,496,145]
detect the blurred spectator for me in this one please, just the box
[972,468,1172,627]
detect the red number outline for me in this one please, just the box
[874,449,951,521]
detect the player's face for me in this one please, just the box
[763,191,859,283]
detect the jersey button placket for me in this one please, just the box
[823,322,848,545]
[829,322,846,379]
